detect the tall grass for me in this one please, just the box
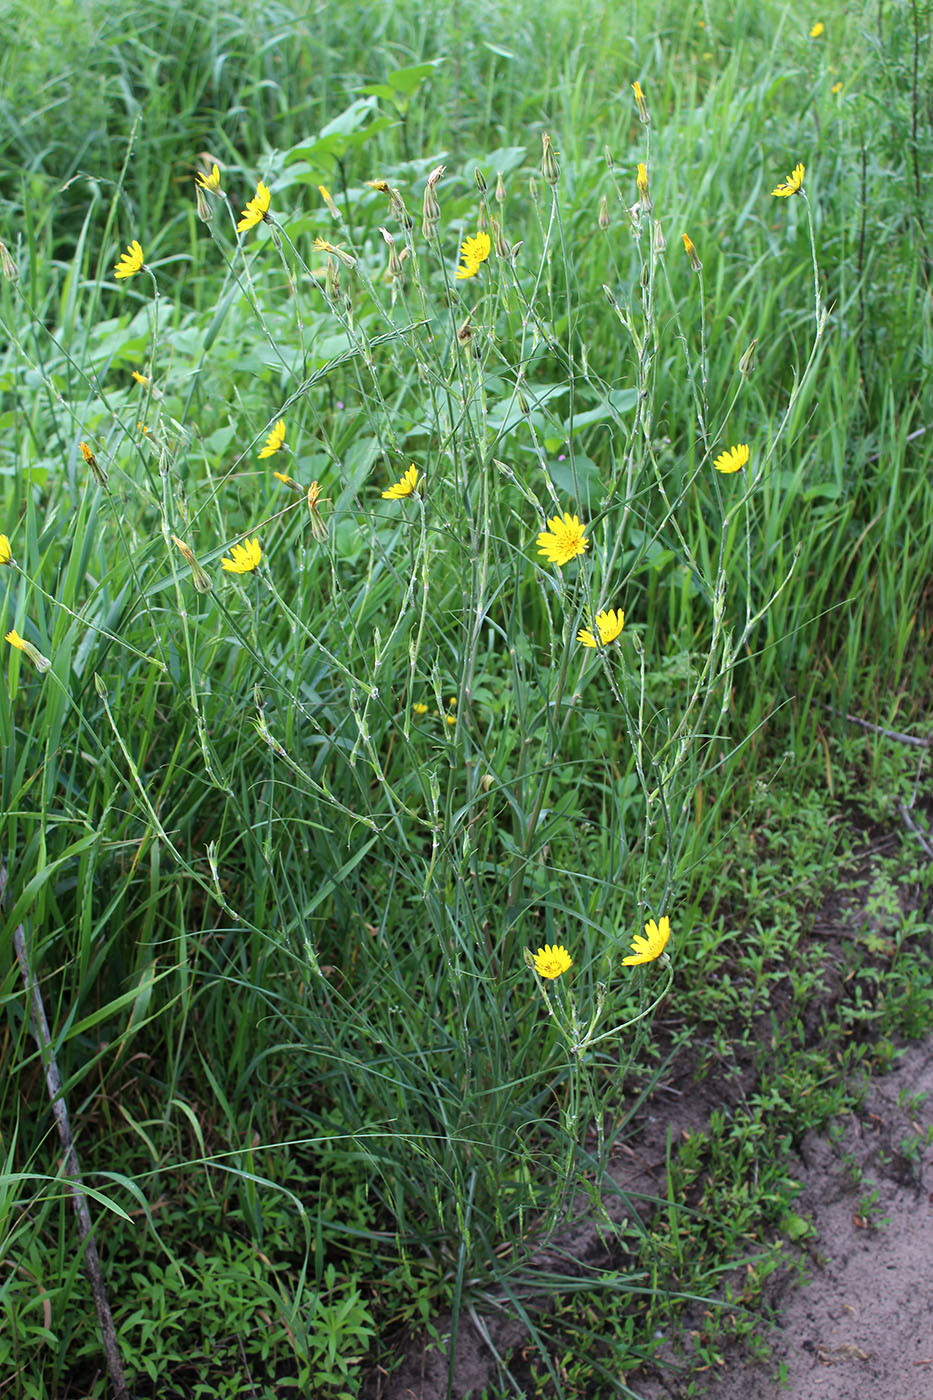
[1,0,931,1394]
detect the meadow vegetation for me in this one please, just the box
[0,0,931,1395]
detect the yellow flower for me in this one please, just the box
[221,537,262,573]
[237,181,271,231]
[445,714,456,726]
[713,443,750,474]
[637,161,650,199]
[809,21,824,37]
[258,419,286,459]
[131,370,149,386]
[622,916,670,966]
[196,164,223,194]
[114,240,144,280]
[413,702,429,715]
[0,534,12,565]
[578,607,625,649]
[632,80,649,122]
[454,231,491,280]
[273,469,301,492]
[532,944,572,980]
[382,464,419,499]
[832,81,843,94]
[79,441,108,485]
[366,179,391,193]
[771,162,805,197]
[536,512,589,567]
[5,628,51,673]
[682,232,702,271]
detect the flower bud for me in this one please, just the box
[599,195,610,230]
[682,232,702,271]
[172,535,213,593]
[474,167,487,193]
[5,628,50,673]
[632,80,649,124]
[541,132,559,186]
[495,171,506,205]
[80,441,108,487]
[738,338,759,377]
[195,183,213,223]
[0,240,18,281]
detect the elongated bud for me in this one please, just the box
[307,481,328,542]
[636,161,652,210]
[517,390,530,416]
[598,195,610,230]
[604,145,614,170]
[474,167,487,193]
[422,166,443,239]
[379,226,402,279]
[738,338,759,377]
[528,173,539,203]
[5,628,50,673]
[313,237,357,269]
[682,232,702,271]
[195,183,213,223]
[491,217,511,259]
[541,132,559,186]
[325,254,340,301]
[388,187,413,231]
[652,218,666,254]
[172,535,213,592]
[632,80,649,124]
[495,171,506,205]
[318,184,341,218]
[0,240,18,281]
[477,201,488,232]
[80,441,108,487]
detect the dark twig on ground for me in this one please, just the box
[827,705,933,748]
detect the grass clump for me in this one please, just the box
[0,0,931,1395]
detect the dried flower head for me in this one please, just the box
[5,628,51,673]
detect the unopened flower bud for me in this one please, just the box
[195,183,213,223]
[541,132,559,186]
[388,187,412,230]
[599,195,610,230]
[682,232,702,271]
[738,338,759,377]
[652,218,666,253]
[495,171,506,205]
[318,184,341,218]
[604,145,614,170]
[325,254,340,301]
[474,167,487,193]
[5,628,50,673]
[636,161,652,210]
[422,179,441,239]
[307,481,328,542]
[172,535,213,593]
[0,240,18,281]
[491,217,511,259]
[477,202,488,232]
[80,441,108,487]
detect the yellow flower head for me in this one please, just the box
[131,370,149,387]
[258,419,286,459]
[382,464,419,499]
[632,80,649,122]
[318,184,341,218]
[237,181,271,231]
[532,943,572,980]
[114,240,144,280]
[273,469,301,492]
[809,21,825,37]
[682,232,702,271]
[413,702,429,715]
[0,534,12,566]
[832,81,843,94]
[366,179,391,194]
[578,607,625,649]
[196,164,223,194]
[221,537,262,573]
[537,512,589,567]
[636,162,650,199]
[713,443,750,474]
[622,916,670,966]
[455,231,491,280]
[772,162,806,197]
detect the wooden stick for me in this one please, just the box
[1,860,130,1400]
[826,705,933,748]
